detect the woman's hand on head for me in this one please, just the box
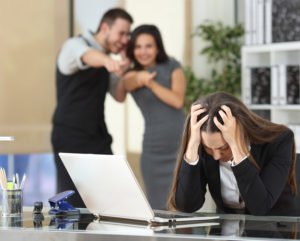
[190,104,208,143]
[213,105,237,147]
[185,104,208,162]
[213,105,249,164]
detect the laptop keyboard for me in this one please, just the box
[154,211,194,219]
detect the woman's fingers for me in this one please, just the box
[196,114,209,128]
[220,105,233,118]
[191,103,202,112]
[189,104,208,145]
[214,105,238,147]
[214,105,235,130]
[217,105,235,126]
[190,104,206,125]
[218,109,228,123]
[213,116,223,130]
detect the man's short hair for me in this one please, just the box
[96,8,133,33]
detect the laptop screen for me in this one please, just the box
[59,153,154,222]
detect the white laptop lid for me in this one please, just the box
[59,153,154,222]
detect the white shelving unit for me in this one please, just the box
[241,42,300,153]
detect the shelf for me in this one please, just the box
[242,41,300,153]
[247,105,300,110]
[242,42,300,53]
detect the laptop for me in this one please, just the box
[59,152,219,226]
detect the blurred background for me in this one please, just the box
[0,0,244,211]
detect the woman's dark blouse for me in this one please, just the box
[175,129,298,216]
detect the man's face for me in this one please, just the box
[103,18,131,54]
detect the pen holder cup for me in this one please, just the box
[2,189,23,217]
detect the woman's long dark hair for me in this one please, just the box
[168,92,297,210]
[126,24,168,70]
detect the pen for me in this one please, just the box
[0,169,4,189]
[0,170,27,190]
[0,168,7,190]
[3,168,7,188]
[20,174,26,189]
[13,176,17,189]
[16,173,20,189]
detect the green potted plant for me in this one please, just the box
[184,21,244,113]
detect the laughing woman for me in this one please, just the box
[123,25,186,210]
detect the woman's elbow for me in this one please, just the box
[175,194,204,213]
[177,204,201,213]
[172,100,184,109]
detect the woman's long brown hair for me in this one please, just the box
[168,92,297,210]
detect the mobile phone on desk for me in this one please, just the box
[0,136,15,141]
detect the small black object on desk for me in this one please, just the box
[33,201,44,228]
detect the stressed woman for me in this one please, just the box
[168,92,298,216]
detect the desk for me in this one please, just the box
[1,208,300,241]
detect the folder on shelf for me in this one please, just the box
[250,67,271,105]
[257,0,265,45]
[286,65,300,104]
[244,0,253,45]
[278,65,287,105]
[265,0,272,44]
[271,65,279,105]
